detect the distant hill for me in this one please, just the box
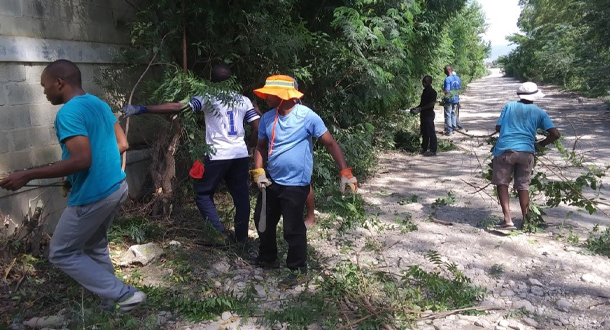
[486,44,517,62]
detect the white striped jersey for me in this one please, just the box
[188,93,260,160]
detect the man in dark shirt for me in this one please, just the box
[410,75,438,156]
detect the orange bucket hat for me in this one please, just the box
[254,75,304,101]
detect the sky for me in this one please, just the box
[476,0,522,60]
[477,0,522,46]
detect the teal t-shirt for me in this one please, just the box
[493,101,555,157]
[54,94,126,206]
[258,104,328,186]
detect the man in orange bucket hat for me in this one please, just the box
[249,75,357,286]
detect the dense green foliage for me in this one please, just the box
[498,0,610,98]
[127,0,489,188]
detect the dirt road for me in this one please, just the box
[169,70,610,330]
[351,69,610,329]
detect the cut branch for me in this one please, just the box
[122,32,172,171]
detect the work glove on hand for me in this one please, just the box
[534,142,544,153]
[410,107,421,115]
[120,105,147,117]
[339,168,358,194]
[249,168,271,189]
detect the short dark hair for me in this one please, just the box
[211,64,232,82]
[423,75,433,84]
[44,59,82,86]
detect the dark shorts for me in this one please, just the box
[492,150,534,191]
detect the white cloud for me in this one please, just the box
[476,0,522,46]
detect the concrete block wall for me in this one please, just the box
[0,0,146,233]
[0,0,132,44]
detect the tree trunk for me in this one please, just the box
[149,117,182,217]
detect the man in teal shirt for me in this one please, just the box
[0,60,145,312]
[492,82,560,229]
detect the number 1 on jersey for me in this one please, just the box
[227,110,238,136]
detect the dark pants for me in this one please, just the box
[420,112,437,153]
[254,182,310,272]
[193,157,250,241]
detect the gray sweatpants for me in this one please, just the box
[49,181,135,301]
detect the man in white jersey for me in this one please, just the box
[121,65,259,242]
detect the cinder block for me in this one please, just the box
[0,0,23,17]
[25,64,46,83]
[0,63,27,82]
[11,128,31,151]
[0,131,9,154]
[28,126,57,148]
[0,105,31,129]
[0,150,32,172]
[82,80,104,97]
[5,82,46,105]
[0,87,6,106]
[78,64,97,82]
[30,145,61,167]
[21,0,114,29]
[29,103,60,127]
[0,14,109,43]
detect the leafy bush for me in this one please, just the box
[585,224,610,256]
[502,0,610,98]
[116,0,490,194]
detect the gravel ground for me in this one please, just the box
[171,70,610,330]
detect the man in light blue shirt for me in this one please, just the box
[443,66,464,134]
[492,82,560,229]
[249,75,357,287]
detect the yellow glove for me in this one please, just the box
[249,168,271,189]
[61,180,72,197]
[339,168,358,194]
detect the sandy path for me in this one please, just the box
[349,69,610,329]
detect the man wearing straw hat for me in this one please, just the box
[492,82,560,230]
[250,75,357,286]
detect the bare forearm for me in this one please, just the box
[23,158,90,181]
[539,128,560,147]
[114,122,129,154]
[248,121,260,149]
[419,101,436,111]
[145,103,188,114]
[254,143,267,168]
[326,142,348,171]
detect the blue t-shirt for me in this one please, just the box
[493,101,555,157]
[259,104,328,186]
[54,94,126,206]
[443,74,461,103]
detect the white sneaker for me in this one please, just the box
[118,291,146,312]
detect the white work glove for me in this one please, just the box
[339,168,358,194]
[250,168,272,189]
